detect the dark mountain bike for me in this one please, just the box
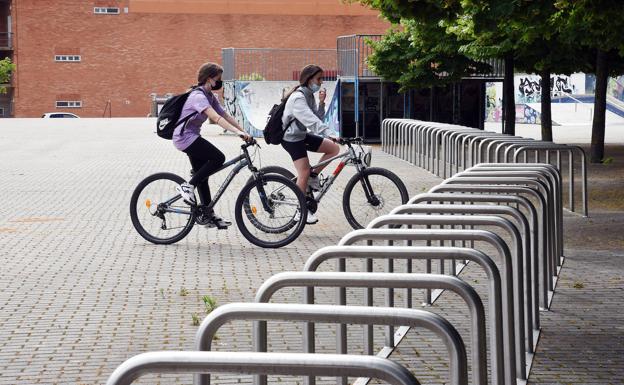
[130,138,307,248]
[252,137,409,229]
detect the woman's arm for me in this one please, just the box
[222,113,245,132]
[203,108,249,138]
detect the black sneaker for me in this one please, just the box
[210,216,232,230]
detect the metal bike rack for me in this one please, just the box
[194,303,468,385]
[509,143,588,217]
[253,271,489,385]
[469,165,564,270]
[439,176,561,301]
[361,214,533,380]
[403,193,546,310]
[428,184,558,309]
[389,204,538,331]
[381,120,589,218]
[454,169,563,274]
[305,238,517,385]
[107,351,420,385]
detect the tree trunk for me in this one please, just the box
[591,50,608,163]
[503,53,516,135]
[540,69,553,141]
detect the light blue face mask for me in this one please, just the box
[309,83,321,93]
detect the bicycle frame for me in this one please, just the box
[204,154,249,210]
[161,143,268,215]
[311,144,366,202]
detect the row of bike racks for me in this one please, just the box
[107,129,569,385]
[381,119,588,217]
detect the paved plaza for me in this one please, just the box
[0,119,622,384]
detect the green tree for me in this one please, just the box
[451,0,533,135]
[0,57,15,94]
[553,0,624,163]
[512,1,592,141]
[366,20,491,92]
[354,0,521,133]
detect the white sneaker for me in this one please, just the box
[306,210,318,224]
[176,182,196,205]
[308,175,321,191]
[294,209,319,224]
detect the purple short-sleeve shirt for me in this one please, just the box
[172,89,226,151]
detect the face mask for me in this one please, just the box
[309,82,321,93]
[211,79,223,91]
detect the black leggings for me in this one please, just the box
[183,137,225,205]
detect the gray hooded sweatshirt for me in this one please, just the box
[281,86,330,142]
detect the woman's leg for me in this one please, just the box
[311,138,340,174]
[184,137,226,205]
[293,157,311,193]
[282,139,312,193]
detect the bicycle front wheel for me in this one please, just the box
[129,172,196,244]
[235,174,306,248]
[342,167,409,229]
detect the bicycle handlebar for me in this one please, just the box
[333,137,363,145]
[240,135,258,148]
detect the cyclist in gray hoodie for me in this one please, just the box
[281,64,340,224]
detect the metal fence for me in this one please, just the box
[222,48,337,81]
[337,34,382,78]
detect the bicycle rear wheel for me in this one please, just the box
[235,174,306,248]
[130,172,195,244]
[342,167,409,229]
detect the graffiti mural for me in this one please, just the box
[323,82,341,136]
[551,75,574,96]
[485,82,503,122]
[518,77,542,103]
[223,81,243,125]
[517,104,541,124]
[608,76,624,103]
[223,81,338,138]
[516,74,577,103]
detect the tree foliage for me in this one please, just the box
[366,20,491,91]
[350,0,624,152]
[0,57,15,94]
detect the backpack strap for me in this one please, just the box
[178,86,209,136]
[284,88,304,130]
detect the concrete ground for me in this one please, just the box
[0,118,622,384]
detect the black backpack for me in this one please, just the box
[156,86,203,140]
[263,89,301,145]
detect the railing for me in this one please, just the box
[106,352,420,385]
[0,32,12,49]
[381,119,588,216]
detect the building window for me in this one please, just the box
[55,55,81,62]
[0,108,4,116]
[56,101,82,108]
[94,7,120,14]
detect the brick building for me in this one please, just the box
[1,0,388,117]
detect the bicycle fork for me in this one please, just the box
[252,173,276,214]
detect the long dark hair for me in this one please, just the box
[283,64,324,101]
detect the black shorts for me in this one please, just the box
[281,133,324,161]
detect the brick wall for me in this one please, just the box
[12,0,389,117]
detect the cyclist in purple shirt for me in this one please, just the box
[174,62,251,229]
